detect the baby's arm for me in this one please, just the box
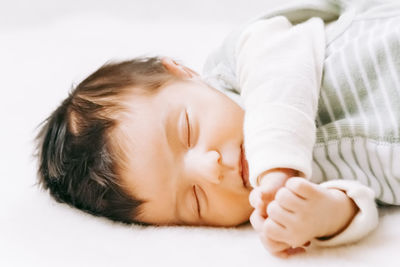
[234,16,326,256]
[236,16,325,187]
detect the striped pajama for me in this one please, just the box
[201,0,400,246]
[312,15,400,205]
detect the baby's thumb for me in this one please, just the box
[249,189,262,209]
[249,189,269,218]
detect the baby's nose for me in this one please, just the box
[184,149,221,184]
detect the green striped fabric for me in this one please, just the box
[312,16,400,205]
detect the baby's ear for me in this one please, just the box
[161,57,198,78]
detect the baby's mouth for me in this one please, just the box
[240,144,250,189]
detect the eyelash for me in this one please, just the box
[185,110,191,147]
[193,185,201,217]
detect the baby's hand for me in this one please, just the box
[264,178,358,249]
[249,168,299,219]
[249,169,304,257]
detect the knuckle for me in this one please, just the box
[275,187,289,203]
[263,219,276,236]
[286,177,305,191]
[249,190,259,208]
[266,201,279,217]
[249,212,256,225]
[260,191,274,203]
[249,212,263,232]
[263,219,272,233]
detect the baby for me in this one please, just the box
[36,0,400,258]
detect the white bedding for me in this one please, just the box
[1,1,399,266]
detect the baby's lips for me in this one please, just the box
[285,247,306,256]
[240,144,250,188]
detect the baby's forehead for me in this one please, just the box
[111,92,168,162]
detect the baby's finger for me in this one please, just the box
[259,190,275,206]
[262,218,288,244]
[266,200,293,227]
[274,187,305,212]
[249,189,268,218]
[249,209,266,233]
[285,177,318,200]
[260,236,291,255]
[258,179,282,203]
[249,189,262,209]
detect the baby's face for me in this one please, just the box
[119,71,253,227]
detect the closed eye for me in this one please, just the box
[193,185,200,217]
[185,110,191,147]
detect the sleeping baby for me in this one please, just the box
[35,0,400,258]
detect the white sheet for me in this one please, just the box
[1,1,399,266]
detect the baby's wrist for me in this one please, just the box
[318,189,359,239]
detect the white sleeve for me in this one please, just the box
[313,180,379,247]
[235,16,326,187]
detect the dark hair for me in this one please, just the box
[35,56,177,224]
